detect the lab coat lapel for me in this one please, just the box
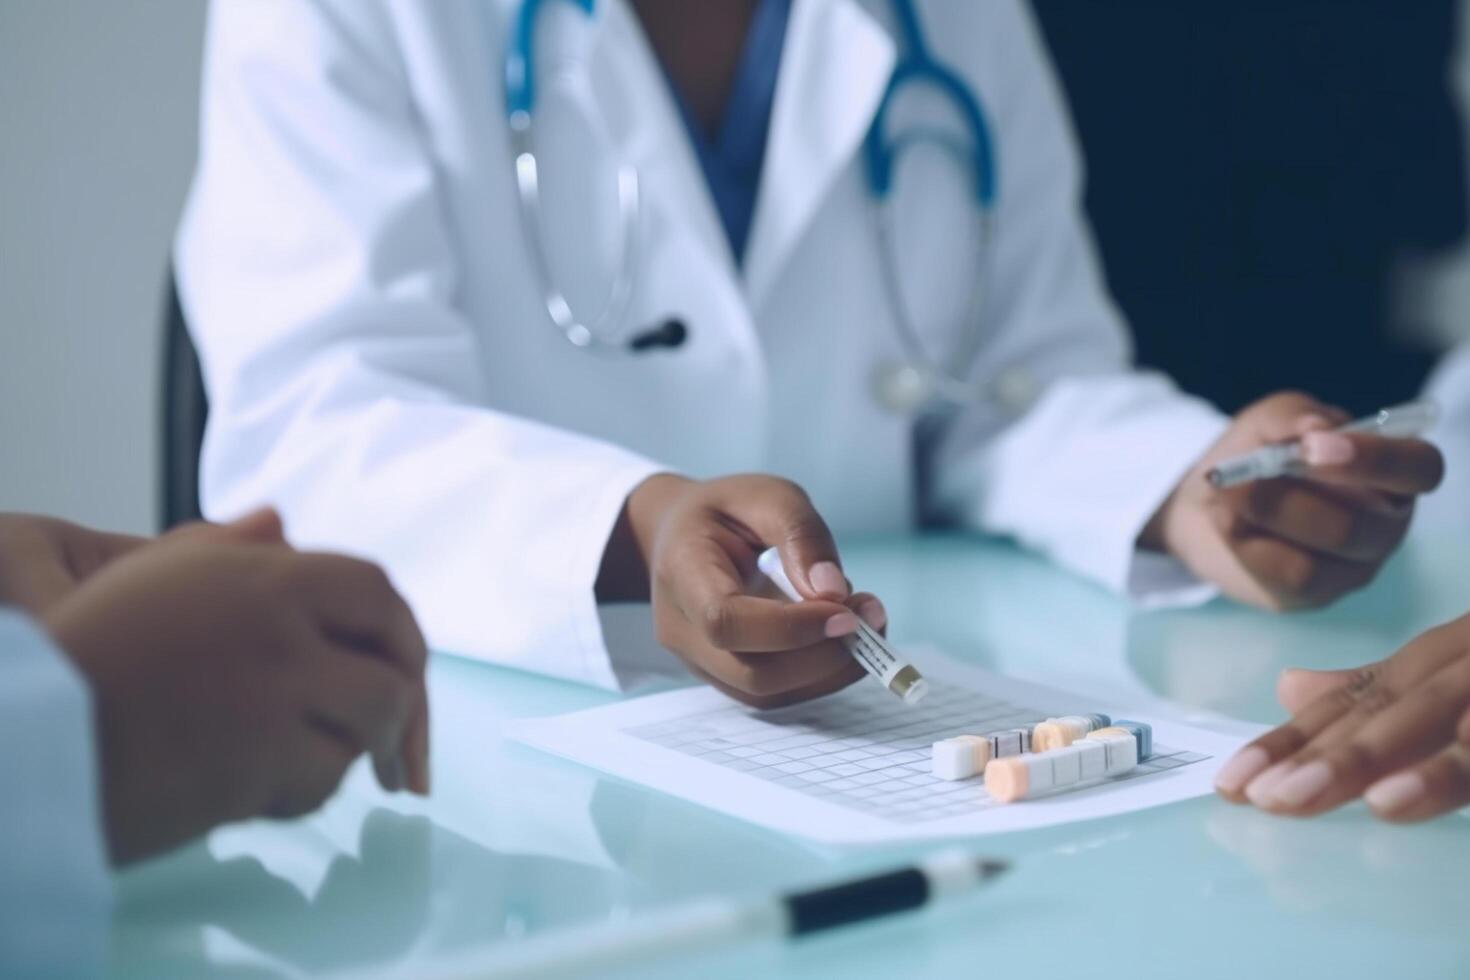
[596,0,742,280]
[742,0,896,310]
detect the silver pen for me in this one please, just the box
[756,547,929,704]
[1206,399,1439,489]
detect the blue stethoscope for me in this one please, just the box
[504,0,997,413]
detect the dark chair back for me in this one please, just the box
[160,270,208,528]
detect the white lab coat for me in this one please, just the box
[0,610,109,975]
[178,0,1226,689]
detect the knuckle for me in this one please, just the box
[1262,722,1312,758]
[1426,747,1470,798]
[1273,550,1319,598]
[1328,739,1381,780]
[735,662,784,699]
[1320,510,1358,555]
[698,598,735,647]
[1353,683,1396,716]
[1328,666,1384,711]
[351,560,394,597]
[764,476,810,504]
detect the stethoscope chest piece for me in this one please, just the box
[872,361,934,415]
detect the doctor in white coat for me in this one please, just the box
[178,0,1443,706]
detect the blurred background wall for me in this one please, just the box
[0,0,1466,535]
[1032,0,1469,415]
[0,1,206,534]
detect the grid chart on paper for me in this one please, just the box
[627,681,1209,824]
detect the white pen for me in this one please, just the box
[1205,399,1439,489]
[755,547,929,705]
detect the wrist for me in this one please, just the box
[595,473,691,602]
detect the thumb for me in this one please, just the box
[1276,666,1365,714]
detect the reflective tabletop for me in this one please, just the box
[111,531,1470,979]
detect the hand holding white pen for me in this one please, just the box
[612,474,889,709]
[1206,400,1439,488]
[757,547,928,704]
[1142,392,1445,612]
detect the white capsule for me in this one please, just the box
[931,735,991,781]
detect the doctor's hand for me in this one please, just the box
[1214,611,1470,822]
[601,474,886,709]
[0,508,284,614]
[43,532,430,865]
[1143,391,1443,611]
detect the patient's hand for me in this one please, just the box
[0,508,283,613]
[1215,611,1470,822]
[44,528,430,864]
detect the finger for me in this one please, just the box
[401,682,431,796]
[1244,653,1470,816]
[1225,534,1378,610]
[1233,480,1409,562]
[1365,742,1470,823]
[1214,662,1388,801]
[668,535,857,652]
[1240,392,1349,444]
[1217,621,1467,803]
[746,659,868,710]
[847,591,886,632]
[67,526,153,574]
[1299,432,1445,496]
[712,477,848,600]
[1277,667,1359,714]
[307,646,417,793]
[1292,413,1339,436]
[267,723,359,819]
[294,554,428,677]
[684,651,866,710]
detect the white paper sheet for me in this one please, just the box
[511,646,1252,844]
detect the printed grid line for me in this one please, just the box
[627,682,1210,824]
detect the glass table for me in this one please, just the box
[111,531,1470,979]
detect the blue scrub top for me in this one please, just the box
[661,0,791,265]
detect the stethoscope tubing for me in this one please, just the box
[505,0,1001,411]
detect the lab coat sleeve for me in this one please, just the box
[0,609,110,976]
[927,0,1227,604]
[177,0,666,689]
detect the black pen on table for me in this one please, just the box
[401,850,1010,979]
